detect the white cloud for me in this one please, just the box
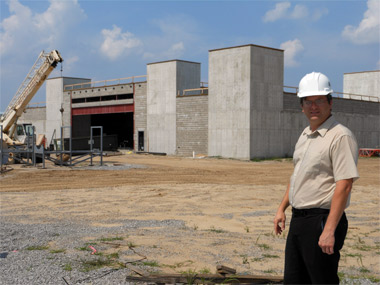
[280,39,304,67]
[142,15,197,61]
[63,55,79,74]
[342,0,380,44]
[291,4,308,20]
[0,0,86,56]
[142,52,155,60]
[312,7,329,21]
[263,2,329,22]
[100,25,142,61]
[171,42,185,52]
[263,2,291,22]
[49,55,80,77]
[162,42,185,59]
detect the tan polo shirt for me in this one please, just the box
[289,116,359,210]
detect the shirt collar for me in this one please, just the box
[304,115,336,137]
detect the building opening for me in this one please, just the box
[72,112,134,150]
[138,131,144,151]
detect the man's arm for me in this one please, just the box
[318,178,353,255]
[274,183,290,235]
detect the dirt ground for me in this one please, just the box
[0,153,379,280]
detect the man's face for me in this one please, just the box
[302,95,332,128]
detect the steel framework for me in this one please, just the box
[359,148,380,157]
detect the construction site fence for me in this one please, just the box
[0,125,104,170]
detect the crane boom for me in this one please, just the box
[0,50,63,144]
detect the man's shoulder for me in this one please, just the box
[329,120,354,137]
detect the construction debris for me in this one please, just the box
[125,265,283,284]
[216,265,237,275]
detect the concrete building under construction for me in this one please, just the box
[19,44,380,160]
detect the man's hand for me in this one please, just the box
[318,179,353,255]
[274,183,290,235]
[318,229,335,255]
[274,211,286,235]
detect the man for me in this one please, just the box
[274,72,359,284]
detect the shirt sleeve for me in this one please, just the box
[330,134,360,182]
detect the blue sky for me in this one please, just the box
[1,0,379,111]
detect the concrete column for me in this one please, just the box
[208,44,284,159]
[147,60,200,155]
[46,77,90,145]
[208,46,251,159]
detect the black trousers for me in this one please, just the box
[284,208,348,284]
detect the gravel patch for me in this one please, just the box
[1,218,378,284]
[0,219,184,285]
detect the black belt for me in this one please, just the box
[292,207,329,217]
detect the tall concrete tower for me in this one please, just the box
[208,44,284,159]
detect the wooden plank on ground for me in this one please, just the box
[126,273,283,284]
[216,265,237,274]
[125,264,149,277]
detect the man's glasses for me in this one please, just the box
[303,99,328,107]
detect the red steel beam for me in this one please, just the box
[72,104,134,116]
[359,148,380,157]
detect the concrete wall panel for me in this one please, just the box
[46,77,90,142]
[343,71,380,98]
[147,60,200,155]
[208,46,252,159]
[176,95,208,156]
[134,82,147,151]
[18,107,46,138]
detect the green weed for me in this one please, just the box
[359,267,370,273]
[127,241,137,248]
[257,243,271,250]
[80,257,113,272]
[63,263,72,271]
[162,260,194,269]
[262,253,280,259]
[100,236,124,242]
[345,253,362,258]
[26,245,49,251]
[77,242,98,251]
[50,249,66,254]
[142,260,160,267]
[198,268,211,274]
[240,254,249,264]
[181,269,198,285]
[208,226,226,233]
[107,252,119,259]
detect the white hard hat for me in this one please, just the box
[297,72,333,98]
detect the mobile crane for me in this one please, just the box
[0,50,63,145]
[1,50,63,167]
